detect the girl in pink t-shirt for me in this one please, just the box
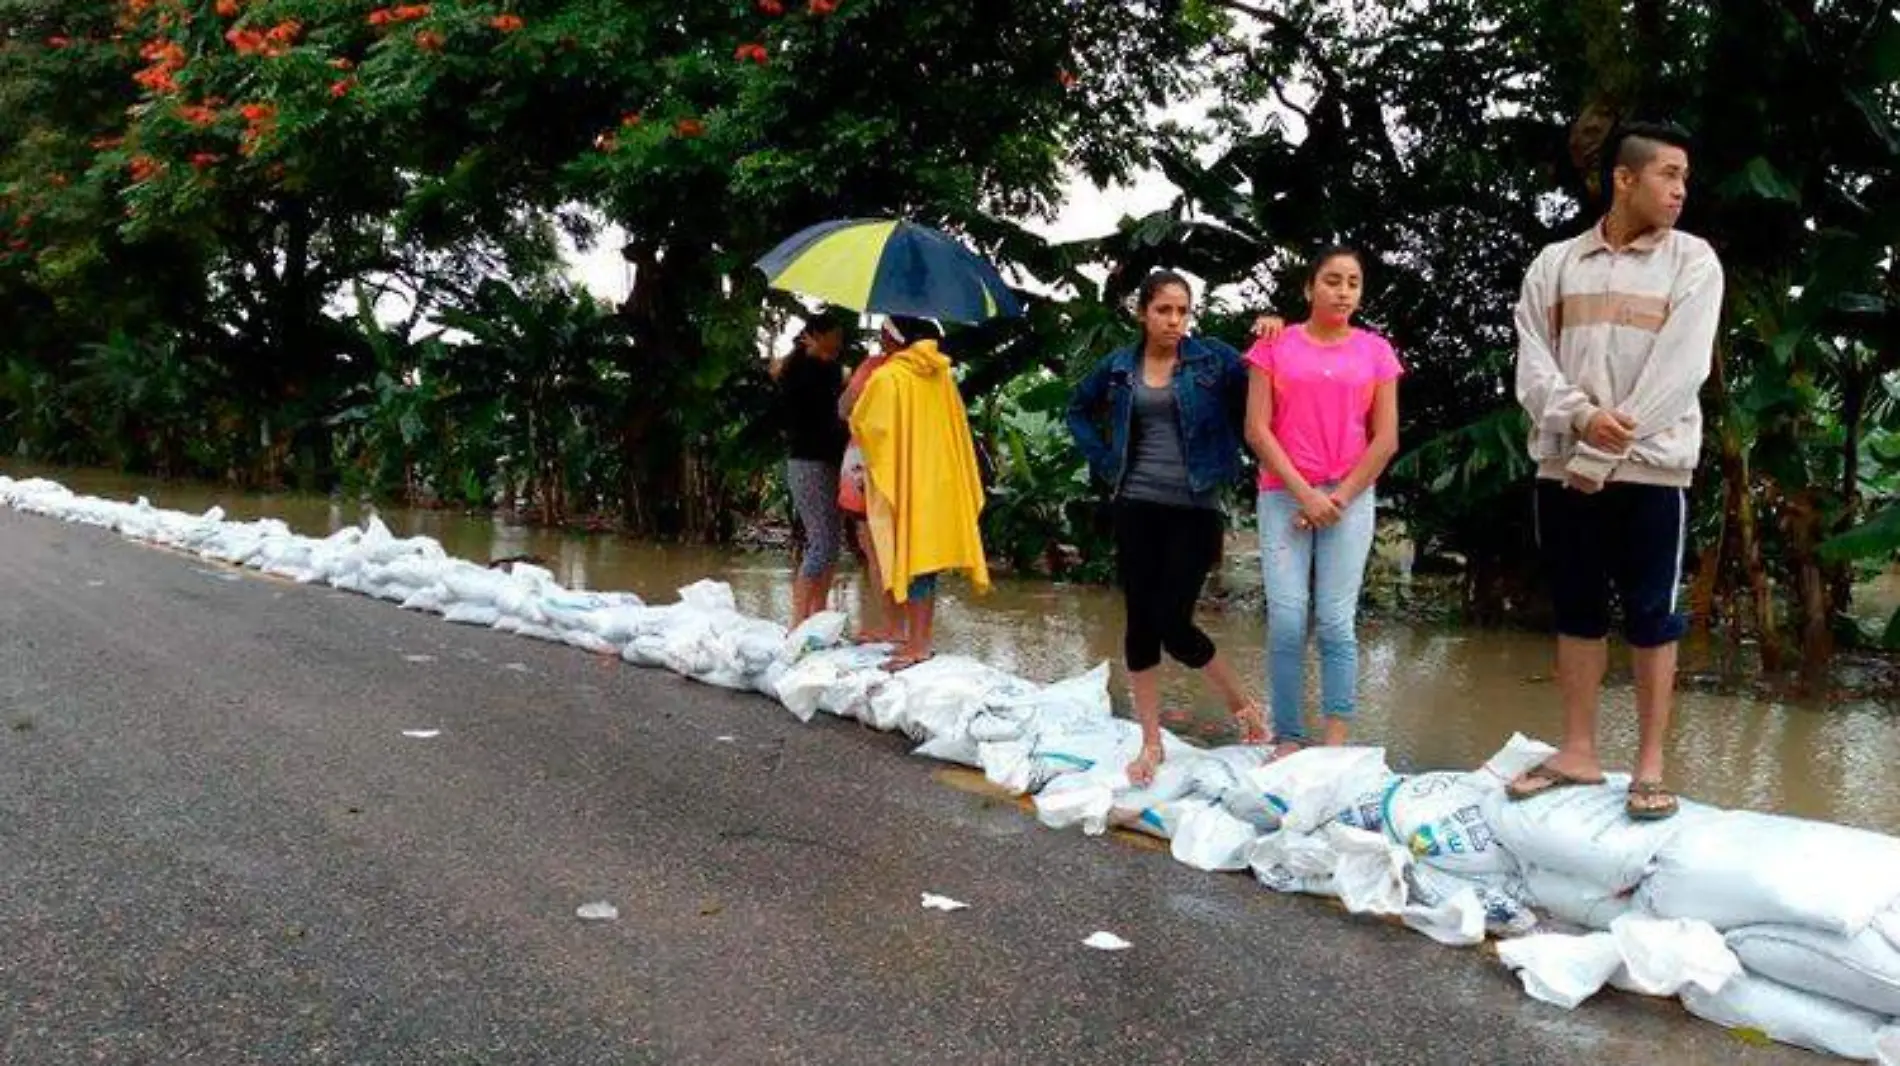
[1244,247,1402,753]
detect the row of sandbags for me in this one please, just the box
[2,474,1897,1063]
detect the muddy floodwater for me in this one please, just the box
[13,463,1899,835]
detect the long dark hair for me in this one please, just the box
[1134,269,1193,350]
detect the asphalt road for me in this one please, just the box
[0,508,1823,1065]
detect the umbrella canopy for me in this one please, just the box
[755,218,1023,324]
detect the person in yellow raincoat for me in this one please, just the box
[848,316,991,670]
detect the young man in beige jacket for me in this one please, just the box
[1507,122,1725,822]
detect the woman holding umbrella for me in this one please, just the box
[769,310,853,627]
[757,218,1020,668]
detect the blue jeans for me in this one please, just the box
[1258,488,1378,741]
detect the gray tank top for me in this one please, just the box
[1119,379,1217,510]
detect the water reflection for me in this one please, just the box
[11,463,1897,832]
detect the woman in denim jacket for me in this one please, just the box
[1066,270,1269,785]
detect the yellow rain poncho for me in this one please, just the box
[848,340,991,603]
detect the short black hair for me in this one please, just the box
[801,307,852,335]
[1602,120,1693,191]
[887,314,942,342]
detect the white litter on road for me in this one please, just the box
[403,654,436,664]
[6,472,1900,1063]
[402,729,441,739]
[920,893,969,912]
[575,902,619,921]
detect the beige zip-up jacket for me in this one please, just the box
[1513,222,1725,488]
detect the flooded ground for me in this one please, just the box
[12,463,1899,834]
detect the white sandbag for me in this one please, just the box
[1381,772,1516,878]
[1607,915,1740,998]
[442,603,502,627]
[1521,864,1636,931]
[772,645,890,722]
[982,715,1143,796]
[1640,810,1900,936]
[1409,864,1538,936]
[1497,932,1623,1010]
[778,611,847,666]
[968,663,1111,743]
[1877,907,1900,952]
[379,556,450,589]
[1223,746,1390,834]
[399,585,451,614]
[1682,972,1885,1061]
[869,656,1027,746]
[439,566,513,609]
[1124,796,1211,841]
[1403,886,1487,947]
[1034,775,1117,836]
[1486,774,1709,891]
[970,664,1118,793]
[1727,923,1900,1017]
[513,623,565,643]
[678,579,738,614]
[1169,803,1260,872]
[1329,824,1412,917]
[1472,732,1559,785]
[562,628,620,656]
[1877,1025,1899,1066]
[1248,827,1343,897]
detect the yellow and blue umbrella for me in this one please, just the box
[755,218,1023,324]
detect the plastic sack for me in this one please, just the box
[1034,774,1117,836]
[778,611,848,666]
[1727,923,1900,1017]
[1487,774,1708,892]
[1877,906,1900,952]
[1497,932,1623,1010]
[1223,746,1389,834]
[1381,772,1516,878]
[442,603,502,627]
[1168,803,1260,872]
[1606,915,1740,998]
[1247,828,1343,898]
[1521,864,1636,932]
[1409,864,1538,936]
[1640,810,1900,936]
[1403,886,1487,947]
[677,579,738,614]
[1878,1026,1899,1066]
[1682,972,1886,1062]
[862,654,999,735]
[399,585,451,614]
[772,645,890,722]
[1329,824,1412,917]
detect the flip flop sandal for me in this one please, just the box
[1506,761,1608,803]
[1626,781,1680,822]
[881,652,935,673]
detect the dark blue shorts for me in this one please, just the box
[1534,480,1689,648]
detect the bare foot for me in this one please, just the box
[1233,702,1270,746]
[1321,716,1351,747]
[1126,743,1165,787]
[1270,739,1306,760]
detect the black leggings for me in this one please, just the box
[1114,499,1222,673]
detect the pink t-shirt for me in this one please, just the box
[1245,326,1402,490]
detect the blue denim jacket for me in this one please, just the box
[1065,335,1250,496]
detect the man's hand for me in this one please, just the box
[1564,472,1606,494]
[1581,410,1637,453]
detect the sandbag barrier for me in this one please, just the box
[3,474,1897,1064]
